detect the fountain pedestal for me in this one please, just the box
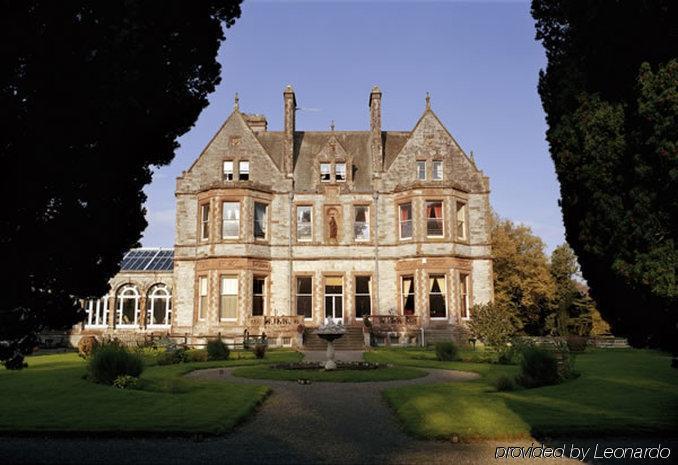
[314,320,346,371]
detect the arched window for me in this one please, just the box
[147,284,172,326]
[84,297,109,327]
[116,285,140,326]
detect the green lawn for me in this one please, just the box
[0,350,301,434]
[232,364,426,382]
[365,348,678,440]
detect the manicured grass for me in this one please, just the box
[366,348,678,440]
[0,350,301,434]
[232,364,426,382]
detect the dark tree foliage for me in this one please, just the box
[0,1,242,368]
[532,1,677,352]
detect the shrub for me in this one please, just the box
[494,374,516,392]
[206,339,230,361]
[3,354,28,370]
[135,346,164,365]
[113,374,139,390]
[516,347,560,388]
[88,343,143,385]
[565,335,588,353]
[156,347,187,365]
[434,342,458,361]
[78,336,99,359]
[467,302,521,349]
[186,349,208,363]
[253,343,267,359]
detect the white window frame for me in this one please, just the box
[198,276,208,320]
[85,297,109,328]
[399,203,413,240]
[353,205,370,242]
[432,160,443,180]
[428,274,447,320]
[220,275,238,321]
[335,162,347,182]
[253,202,268,240]
[296,206,313,242]
[116,285,140,327]
[426,200,445,238]
[320,163,331,182]
[222,201,240,239]
[147,284,171,327]
[416,160,426,180]
[354,276,371,319]
[456,201,467,240]
[200,203,210,241]
[223,160,234,181]
[252,276,266,317]
[239,160,250,181]
[296,276,313,321]
[460,273,470,320]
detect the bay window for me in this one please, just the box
[220,276,238,320]
[426,200,444,237]
[222,202,240,238]
[254,202,268,239]
[401,276,415,315]
[399,203,413,239]
[429,275,447,319]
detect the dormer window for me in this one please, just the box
[417,161,426,180]
[239,161,249,181]
[335,163,346,182]
[320,163,331,182]
[432,161,443,180]
[223,161,234,181]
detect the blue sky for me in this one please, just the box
[141,0,565,252]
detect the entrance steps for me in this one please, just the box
[303,325,365,350]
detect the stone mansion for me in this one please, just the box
[73,86,494,348]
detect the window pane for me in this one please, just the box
[222,202,240,238]
[297,206,312,240]
[297,295,312,318]
[223,161,233,181]
[252,296,264,316]
[456,202,466,239]
[320,163,331,181]
[402,277,415,315]
[460,273,469,318]
[152,299,167,325]
[354,206,369,240]
[201,204,210,240]
[426,201,444,236]
[239,161,249,180]
[417,161,426,180]
[335,163,346,181]
[297,277,311,294]
[220,295,237,319]
[432,161,443,180]
[122,299,136,324]
[254,203,267,239]
[355,276,370,294]
[399,203,412,239]
[429,295,446,318]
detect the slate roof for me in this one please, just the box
[253,130,411,192]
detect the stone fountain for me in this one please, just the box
[314,319,346,370]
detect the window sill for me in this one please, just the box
[147,324,171,329]
[430,317,448,321]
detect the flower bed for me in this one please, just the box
[270,361,388,371]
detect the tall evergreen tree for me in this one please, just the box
[0,1,242,368]
[532,1,677,352]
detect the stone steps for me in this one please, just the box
[303,326,365,350]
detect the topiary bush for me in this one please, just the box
[253,343,267,359]
[434,341,459,361]
[206,339,230,361]
[88,343,143,385]
[493,374,516,392]
[516,347,560,388]
[186,349,208,363]
[78,336,99,359]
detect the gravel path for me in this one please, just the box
[1,362,674,465]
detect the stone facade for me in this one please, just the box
[73,86,493,348]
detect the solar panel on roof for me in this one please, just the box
[119,248,174,272]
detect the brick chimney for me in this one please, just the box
[369,86,383,174]
[283,85,296,176]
